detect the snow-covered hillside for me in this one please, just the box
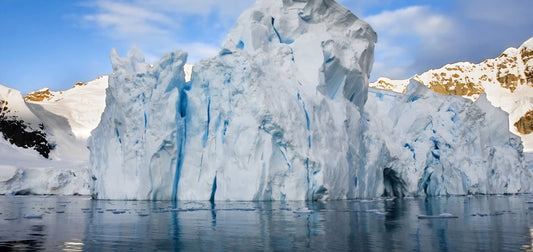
[0,135,91,195]
[371,37,533,151]
[25,76,108,140]
[0,84,51,158]
[25,76,108,160]
[0,76,107,195]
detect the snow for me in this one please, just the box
[24,76,107,161]
[26,76,108,140]
[371,77,410,93]
[184,64,193,82]
[0,134,90,195]
[0,84,43,129]
[0,75,107,195]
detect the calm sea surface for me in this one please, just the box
[1,195,533,251]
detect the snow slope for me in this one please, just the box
[25,76,108,160]
[26,76,108,140]
[0,84,51,158]
[0,135,90,195]
[370,37,533,151]
[89,0,532,201]
[0,76,108,195]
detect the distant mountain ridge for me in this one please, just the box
[370,36,533,151]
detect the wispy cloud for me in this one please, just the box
[361,0,533,80]
[82,0,254,63]
[364,5,455,80]
[81,0,533,80]
[84,1,178,39]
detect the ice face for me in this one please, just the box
[89,48,188,200]
[88,0,532,201]
[361,81,532,197]
[222,0,376,109]
[89,0,376,201]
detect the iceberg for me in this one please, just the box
[89,0,376,201]
[88,0,533,201]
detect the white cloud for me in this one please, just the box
[82,0,254,63]
[146,42,219,63]
[365,6,453,41]
[363,6,455,80]
[84,1,178,39]
[363,1,533,80]
[83,0,255,38]
[138,0,254,17]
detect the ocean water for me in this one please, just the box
[0,195,533,251]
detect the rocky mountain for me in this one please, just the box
[371,37,533,151]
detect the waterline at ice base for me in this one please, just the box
[88,0,533,201]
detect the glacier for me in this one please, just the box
[88,0,533,201]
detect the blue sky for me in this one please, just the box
[1,0,532,94]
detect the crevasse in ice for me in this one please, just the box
[88,0,533,200]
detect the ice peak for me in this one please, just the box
[222,0,376,109]
[111,47,148,74]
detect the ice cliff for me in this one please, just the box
[89,0,533,201]
[363,82,532,197]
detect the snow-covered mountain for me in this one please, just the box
[89,0,532,201]
[0,84,51,158]
[371,37,533,151]
[24,76,108,160]
[0,76,107,195]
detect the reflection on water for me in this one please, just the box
[0,195,533,251]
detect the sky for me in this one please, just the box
[0,0,532,94]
